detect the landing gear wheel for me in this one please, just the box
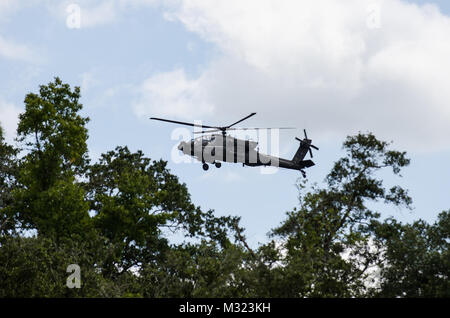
[202,163,209,171]
[215,162,221,168]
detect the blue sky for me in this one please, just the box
[1,0,449,247]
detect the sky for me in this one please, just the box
[1,0,449,247]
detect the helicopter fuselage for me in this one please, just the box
[177,134,313,172]
[150,113,317,176]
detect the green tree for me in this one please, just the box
[0,235,124,297]
[85,146,240,280]
[17,77,89,180]
[248,133,413,297]
[1,78,246,297]
[2,77,448,298]
[372,210,450,297]
[139,240,247,297]
[13,77,92,240]
[0,126,19,236]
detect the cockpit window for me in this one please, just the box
[201,135,215,141]
[200,135,215,146]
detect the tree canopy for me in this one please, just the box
[0,78,448,297]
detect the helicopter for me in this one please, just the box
[150,113,318,177]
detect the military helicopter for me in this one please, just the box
[150,113,318,177]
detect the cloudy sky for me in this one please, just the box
[1,0,449,246]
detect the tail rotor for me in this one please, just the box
[295,129,319,159]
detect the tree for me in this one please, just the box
[85,146,240,280]
[1,78,244,296]
[138,240,247,297]
[13,77,92,240]
[17,76,89,181]
[0,125,19,236]
[249,133,413,297]
[372,210,450,297]
[2,77,448,298]
[0,235,123,297]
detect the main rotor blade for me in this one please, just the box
[226,112,257,128]
[193,129,222,134]
[309,148,313,158]
[225,127,296,131]
[193,127,296,134]
[304,129,308,139]
[310,144,319,150]
[150,117,218,129]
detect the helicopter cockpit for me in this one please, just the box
[192,134,217,147]
[202,134,216,142]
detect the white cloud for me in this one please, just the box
[80,1,117,28]
[49,0,161,28]
[0,35,38,63]
[0,99,20,143]
[0,0,25,22]
[0,1,42,63]
[135,0,450,152]
[134,69,214,119]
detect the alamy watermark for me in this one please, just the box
[366,2,382,29]
[66,3,81,29]
[66,264,81,289]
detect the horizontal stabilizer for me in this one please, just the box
[299,160,315,168]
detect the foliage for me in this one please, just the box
[84,145,239,279]
[0,78,447,298]
[0,127,19,235]
[12,77,92,240]
[0,235,123,297]
[371,211,450,297]
[248,133,413,297]
[139,241,247,297]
